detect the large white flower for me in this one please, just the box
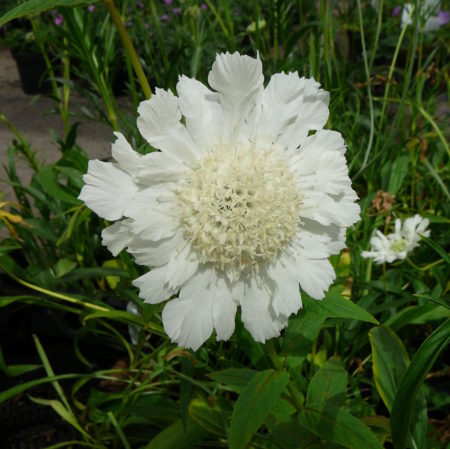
[362,214,430,264]
[79,52,360,350]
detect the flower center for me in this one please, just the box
[177,146,302,274]
[390,239,408,253]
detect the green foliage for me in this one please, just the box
[0,0,448,448]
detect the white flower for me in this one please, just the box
[79,52,360,350]
[402,0,442,32]
[362,214,430,264]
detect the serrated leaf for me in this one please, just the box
[306,356,347,407]
[229,369,289,449]
[391,319,450,449]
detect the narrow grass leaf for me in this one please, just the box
[391,319,450,449]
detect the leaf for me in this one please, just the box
[369,325,410,410]
[306,356,347,408]
[283,310,325,361]
[145,418,207,449]
[58,267,130,283]
[0,345,42,377]
[208,368,257,393]
[298,403,384,449]
[38,165,82,205]
[29,396,90,440]
[391,319,450,449]
[188,398,227,437]
[419,234,450,264]
[303,289,379,324]
[0,0,96,26]
[228,369,289,449]
[388,156,409,194]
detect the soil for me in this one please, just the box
[0,46,114,203]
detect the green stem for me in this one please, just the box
[266,340,304,410]
[102,0,151,99]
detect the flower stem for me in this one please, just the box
[266,339,304,410]
[102,0,152,100]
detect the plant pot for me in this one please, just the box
[12,52,51,95]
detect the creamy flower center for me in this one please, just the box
[390,239,408,253]
[177,146,302,273]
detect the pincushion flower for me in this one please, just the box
[79,52,360,350]
[362,215,430,264]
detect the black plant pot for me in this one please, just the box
[12,52,51,95]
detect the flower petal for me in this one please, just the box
[111,132,141,176]
[165,243,199,291]
[133,265,175,304]
[265,261,302,318]
[137,88,198,163]
[162,268,214,350]
[295,257,336,300]
[177,75,223,151]
[78,160,137,220]
[101,220,134,256]
[208,52,263,138]
[212,276,238,341]
[257,72,329,150]
[240,277,286,342]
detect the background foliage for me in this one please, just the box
[0,0,449,448]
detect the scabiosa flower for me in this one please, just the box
[401,0,447,32]
[54,14,64,26]
[88,4,95,13]
[362,215,430,264]
[79,52,360,350]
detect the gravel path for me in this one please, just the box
[0,47,113,202]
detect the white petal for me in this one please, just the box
[128,231,185,266]
[240,278,284,342]
[177,75,223,151]
[137,150,187,185]
[78,160,137,220]
[266,261,302,318]
[111,132,141,176]
[133,266,175,304]
[295,257,336,300]
[257,73,329,150]
[212,276,237,341]
[208,52,263,138]
[137,89,198,163]
[162,268,215,350]
[101,220,134,256]
[165,243,199,290]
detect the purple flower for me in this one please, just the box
[54,14,64,26]
[164,0,173,5]
[392,6,402,17]
[438,10,449,26]
[137,1,145,9]
[172,7,181,14]
[201,3,207,11]
[160,14,170,21]
[88,4,95,13]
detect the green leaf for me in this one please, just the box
[0,345,42,377]
[391,319,450,449]
[306,356,347,408]
[386,303,449,332]
[419,234,450,264]
[369,325,411,410]
[145,418,207,449]
[208,368,257,393]
[303,289,379,324]
[38,165,81,205]
[388,156,409,194]
[188,398,227,437]
[228,369,289,449]
[298,403,384,449]
[0,0,97,26]
[58,267,130,282]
